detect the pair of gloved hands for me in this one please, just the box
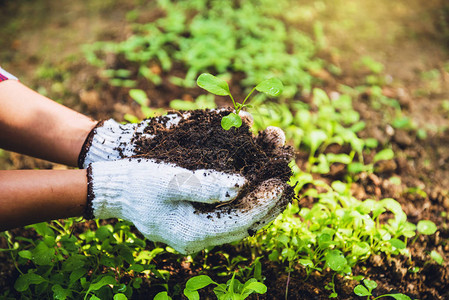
[80,111,288,254]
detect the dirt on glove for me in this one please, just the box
[125,108,296,214]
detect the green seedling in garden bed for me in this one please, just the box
[197,73,283,130]
[3,219,168,300]
[354,279,411,300]
[183,273,267,300]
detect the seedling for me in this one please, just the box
[183,273,267,300]
[354,279,411,300]
[197,73,284,130]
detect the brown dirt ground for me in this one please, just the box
[1,0,449,299]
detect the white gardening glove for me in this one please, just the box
[86,158,285,254]
[77,109,253,168]
[78,113,185,168]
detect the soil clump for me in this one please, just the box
[129,108,296,212]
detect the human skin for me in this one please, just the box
[0,169,87,231]
[0,80,97,230]
[0,80,96,167]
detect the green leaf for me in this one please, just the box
[381,198,403,216]
[169,100,198,110]
[373,148,394,163]
[299,259,314,268]
[308,129,327,155]
[30,222,55,237]
[255,78,284,97]
[221,113,242,130]
[185,275,215,291]
[197,73,230,96]
[52,284,72,300]
[386,294,412,300]
[183,289,200,300]
[87,276,116,292]
[325,250,348,272]
[153,291,171,300]
[354,285,371,297]
[129,89,149,107]
[430,250,444,265]
[243,282,267,294]
[15,273,46,292]
[18,250,32,260]
[32,242,55,265]
[389,238,406,250]
[95,226,112,240]
[417,220,437,235]
[347,162,368,174]
[70,268,87,285]
[62,254,87,272]
[352,242,370,257]
[363,279,377,292]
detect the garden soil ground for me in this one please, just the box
[1,0,449,299]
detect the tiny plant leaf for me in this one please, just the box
[243,282,267,294]
[221,113,243,130]
[185,275,215,291]
[354,285,371,296]
[363,279,377,292]
[417,220,437,235]
[255,78,284,97]
[129,89,150,107]
[14,273,46,292]
[430,250,444,265]
[389,238,406,250]
[197,73,231,96]
[183,289,199,300]
[325,250,348,272]
[196,73,283,130]
[373,148,394,163]
[114,293,128,300]
[153,291,172,300]
[387,294,412,300]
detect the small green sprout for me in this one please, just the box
[197,73,284,130]
[183,273,266,300]
[354,279,411,300]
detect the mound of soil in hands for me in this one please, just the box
[127,108,296,213]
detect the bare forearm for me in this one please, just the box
[0,80,97,167]
[0,169,87,231]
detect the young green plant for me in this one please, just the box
[183,273,267,300]
[354,279,411,300]
[197,73,284,130]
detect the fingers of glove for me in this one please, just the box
[238,110,254,127]
[171,179,285,253]
[260,126,286,147]
[128,179,285,254]
[174,169,246,204]
[93,158,246,204]
[247,197,287,233]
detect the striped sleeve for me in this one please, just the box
[0,67,18,82]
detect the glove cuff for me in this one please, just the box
[78,120,103,169]
[78,119,137,168]
[88,160,132,219]
[84,164,95,219]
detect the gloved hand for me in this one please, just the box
[78,114,181,168]
[78,110,254,168]
[87,158,285,254]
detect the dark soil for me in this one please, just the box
[130,108,295,212]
